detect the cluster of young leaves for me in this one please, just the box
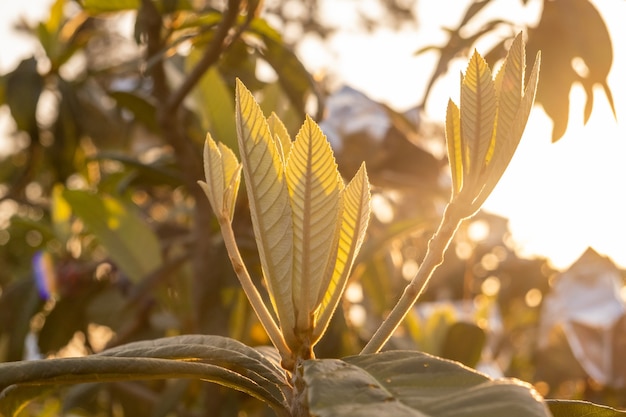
[445,33,540,215]
[360,32,540,356]
[200,80,371,369]
[417,0,615,142]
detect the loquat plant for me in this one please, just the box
[1,32,624,417]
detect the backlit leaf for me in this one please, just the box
[268,112,292,162]
[235,79,296,347]
[199,134,241,222]
[286,115,342,332]
[314,163,370,341]
[460,50,496,182]
[473,49,540,210]
[445,100,462,196]
[200,134,225,217]
[486,33,523,169]
[219,142,242,221]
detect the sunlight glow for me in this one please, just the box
[310,0,626,271]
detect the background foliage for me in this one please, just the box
[0,0,623,416]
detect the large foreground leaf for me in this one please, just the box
[303,351,551,417]
[0,335,289,417]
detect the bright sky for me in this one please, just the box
[2,0,625,270]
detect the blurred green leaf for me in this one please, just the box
[51,185,72,242]
[175,10,222,30]
[441,322,486,368]
[62,189,162,283]
[81,0,140,13]
[38,295,88,354]
[108,90,159,133]
[0,280,42,362]
[51,79,83,182]
[45,0,66,34]
[547,400,626,416]
[304,351,551,417]
[4,58,43,135]
[93,152,182,190]
[247,18,322,119]
[187,62,237,152]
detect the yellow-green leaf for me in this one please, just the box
[460,50,497,181]
[313,163,371,342]
[199,135,241,222]
[489,33,525,167]
[472,49,541,211]
[200,134,225,218]
[188,61,238,153]
[286,115,342,332]
[268,112,292,163]
[51,184,72,242]
[445,99,463,197]
[219,142,242,221]
[235,79,296,347]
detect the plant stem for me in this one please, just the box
[360,201,465,354]
[163,0,242,115]
[218,217,293,362]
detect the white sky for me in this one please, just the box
[2,0,625,270]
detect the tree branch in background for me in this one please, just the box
[139,0,243,336]
[164,0,244,115]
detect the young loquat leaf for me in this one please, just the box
[235,79,297,350]
[286,115,343,334]
[460,49,497,187]
[445,100,463,197]
[199,133,242,222]
[219,142,243,221]
[472,34,541,211]
[313,163,371,342]
[444,32,540,215]
[267,112,292,163]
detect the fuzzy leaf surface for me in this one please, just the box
[445,100,462,196]
[200,134,226,217]
[474,49,541,210]
[460,50,496,180]
[286,115,342,331]
[201,139,241,222]
[268,112,292,162]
